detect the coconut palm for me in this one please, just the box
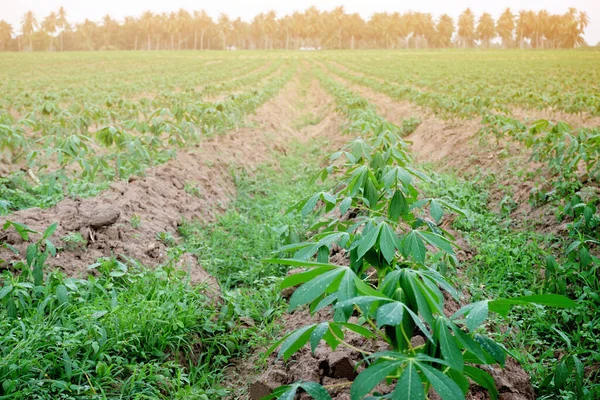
[21,11,38,51]
[0,20,13,50]
[218,13,232,50]
[496,8,514,48]
[177,9,192,50]
[102,15,117,48]
[57,7,68,51]
[436,14,454,48]
[193,10,212,50]
[476,13,496,48]
[457,8,475,48]
[140,11,154,50]
[42,12,58,51]
[346,13,366,50]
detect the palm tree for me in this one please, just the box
[345,13,365,50]
[264,10,277,49]
[123,16,139,50]
[412,13,435,49]
[57,7,68,51]
[476,13,495,48]
[102,14,116,48]
[21,11,38,51]
[177,9,192,49]
[140,11,154,50]
[42,12,58,51]
[0,20,13,50]
[218,13,232,50]
[193,10,211,50]
[496,8,514,48]
[436,14,454,48]
[457,8,475,48]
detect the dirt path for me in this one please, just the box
[0,69,344,280]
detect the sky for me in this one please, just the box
[2,0,599,45]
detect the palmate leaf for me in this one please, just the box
[350,359,405,399]
[452,301,489,332]
[391,362,425,399]
[375,301,405,328]
[279,324,317,360]
[402,230,426,264]
[357,223,382,259]
[379,223,400,263]
[417,363,464,400]
[289,268,345,311]
[463,366,498,400]
[487,294,578,317]
[389,189,409,221]
[435,318,464,371]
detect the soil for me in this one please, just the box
[226,69,540,400]
[0,72,344,282]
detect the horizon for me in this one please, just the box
[2,0,600,45]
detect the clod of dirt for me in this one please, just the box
[323,351,357,380]
[89,206,120,229]
[249,380,279,400]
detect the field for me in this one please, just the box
[0,49,599,400]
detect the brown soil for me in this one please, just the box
[0,72,343,281]
[224,69,539,400]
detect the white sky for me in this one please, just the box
[2,0,599,44]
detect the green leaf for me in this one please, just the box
[436,319,464,371]
[376,301,405,328]
[430,200,444,223]
[340,197,352,215]
[403,231,426,264]
[310,323,330,354]
[337,269,357,319]
[389,190,408,221]
[391,362,424,399]
[289,269,344,311]
[351,359,404,399]
[299,381,332,400]
[56,285,69,305]
[280,267,336,290]
[453,301,489,332]
[279,325,317,361]
[379,223,398,263]
[43,223,58,239]
[357,223,382,259]
[265,259,339,268]
[0,284,13,300]
[464,366,498,400]
[418,363,463,400]
[475,335,506,367]
[488,294,578,318]
[418,231,454,255]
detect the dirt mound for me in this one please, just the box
[0,73,341,279]
[243,304,535,400]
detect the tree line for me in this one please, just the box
[0,6,591,52]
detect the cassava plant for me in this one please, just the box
[263,70,577,400]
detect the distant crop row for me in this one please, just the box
[0,56,291,214]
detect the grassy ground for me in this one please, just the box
[0,135,329,399]
[425,168,600,399]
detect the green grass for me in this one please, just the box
[424,169,600,399]
[0,134,329,399]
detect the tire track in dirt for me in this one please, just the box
[0,68,345,281]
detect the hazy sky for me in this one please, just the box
[2,0,599,44]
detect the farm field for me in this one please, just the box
[0,49,599,400]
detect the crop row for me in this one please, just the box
[0,60,295,214]
[263,65,574,399]
[326,52,600,117]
